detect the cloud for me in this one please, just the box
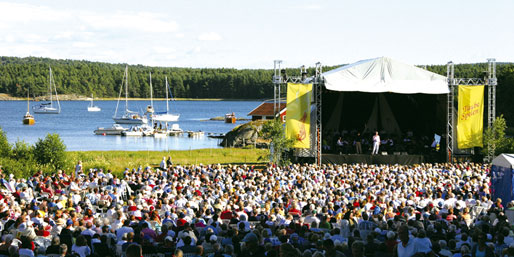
[0,2,71,24]
[81,12,179,33]
[198,32,222,41]
[72,42,96,48]
[297,4,322,10]
[153,46,176,54]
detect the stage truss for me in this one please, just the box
[273,61,323,165]
[446,58,497,162]
[274,58,496,165]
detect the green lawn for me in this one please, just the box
[66,148,268,176]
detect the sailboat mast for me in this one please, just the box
[125,65,128,112]
[27,90,30,112]
[49,66,53,107]
[165,76,169,113]
[150,72,153,108]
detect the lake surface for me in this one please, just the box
[0,100,261,151]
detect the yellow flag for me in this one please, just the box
[286,83,312,148]
[457,85,484,149]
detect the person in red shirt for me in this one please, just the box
[220,206,233,220]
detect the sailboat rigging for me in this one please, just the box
[88,94,101,112]
[113,65,147,124]
[34,66,60,114]
[152,76,180,122]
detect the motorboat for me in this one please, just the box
[153,131,167,138]
[122,124,153,137]
[113,66,147,124]
[34,66,60,114]
[225,112,236,123]
[94,124,127,135]
[122,127,143,137]
[88,94,101,112]
[23,91,35,125]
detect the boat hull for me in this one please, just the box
[153,132,167,138]
[152,114,180,122]
[34,107,60,114]
[122,131,143,136]
[94,129,126,135]
[23,117,35,125]
[88,106,101,112]
[113,117,147,124]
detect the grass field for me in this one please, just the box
[66,148,268,175]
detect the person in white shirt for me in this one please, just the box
[372,131,380,155]
[75,161,83,177]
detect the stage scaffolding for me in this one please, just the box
[274,58,497,165]
[273,61,324,165]
[446,58,497,163]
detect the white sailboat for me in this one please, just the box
[113,66,148,125]
[152,76,180,122]
[34,66,60,114]
[88,94,101,112]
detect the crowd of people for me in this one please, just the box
[0,160,511,257]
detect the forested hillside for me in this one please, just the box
[1,56,514,124]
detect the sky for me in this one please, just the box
[0,0,513,69]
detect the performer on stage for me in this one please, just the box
[372,131,380,155]
[355,132,362,154]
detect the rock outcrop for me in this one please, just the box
[220,120,270,148]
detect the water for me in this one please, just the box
[0,100,261,151]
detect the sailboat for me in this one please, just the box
[23,90,35,125]
[146,72,155,114]
[113,66,148,125]
[88,94,101,112]
[152,76,180,122]
[34,66,60,114]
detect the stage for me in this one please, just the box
[322,154,424,165]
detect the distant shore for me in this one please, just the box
[0,93,263,101]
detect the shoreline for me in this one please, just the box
[0,93,264,101]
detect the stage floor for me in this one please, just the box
[322,154,424,165]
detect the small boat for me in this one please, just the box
[225,112,236,123]
[88,94,101,112]
[208,133,225,139]
[34,66,60,114]
[122,124,153,137]
[23,91,35,125]
[113,66,148,124]
[187,131,205,137]
[94,124,127,135]
[153,131,167,138]
[122,127,143,137]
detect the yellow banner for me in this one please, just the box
[286,83,312,148]
[457,85,484,149]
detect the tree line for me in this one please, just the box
[1,56,514,125]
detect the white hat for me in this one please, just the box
[210,235,217,242]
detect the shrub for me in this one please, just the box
[34,133,68,169]
[0,127,11,157]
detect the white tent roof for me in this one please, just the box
[322,57,449,94]
[492,154,514,169]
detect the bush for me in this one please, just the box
[0,157,38,178]
[260,119,294,165]
[33,133,68,169]
[11,140,34,161]
[0,127,11,157]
